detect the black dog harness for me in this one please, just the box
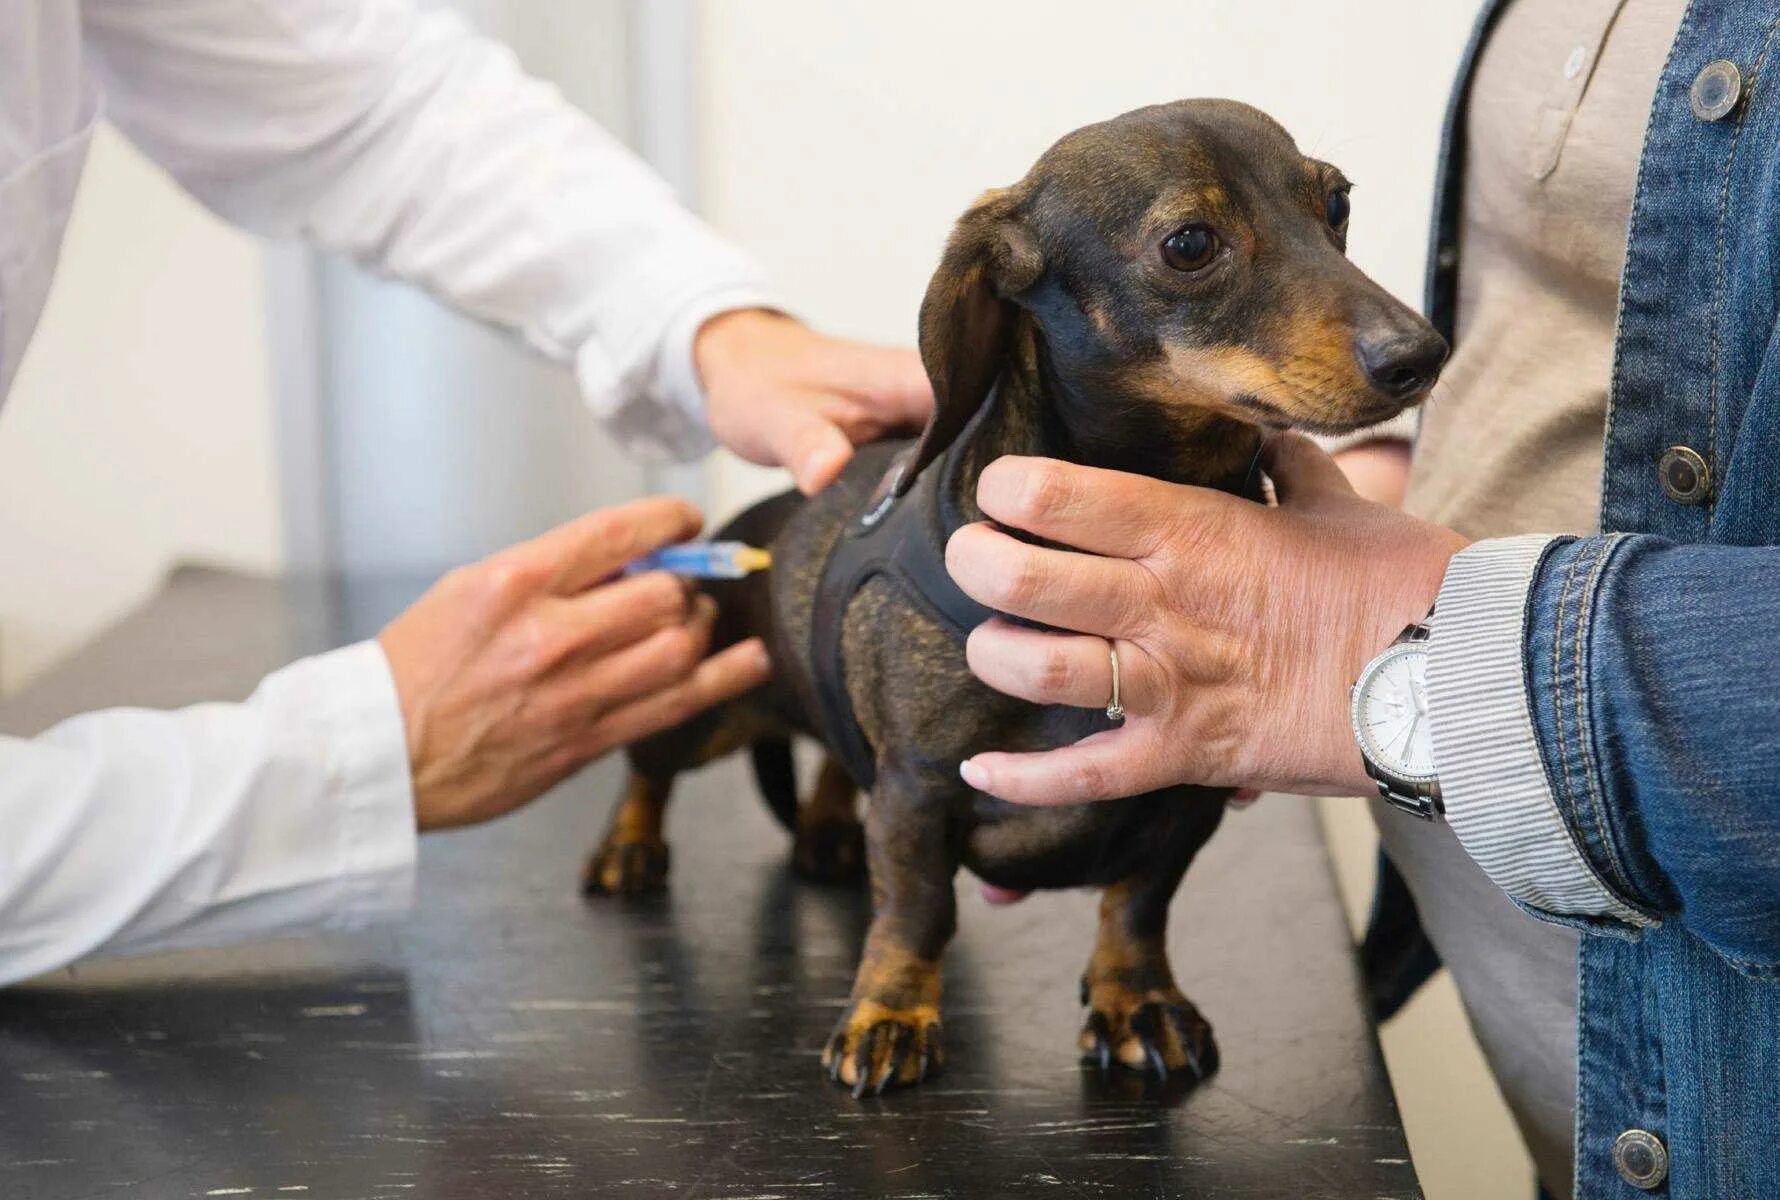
[808,435,991,791]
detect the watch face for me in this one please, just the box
[1353,644,1436,783]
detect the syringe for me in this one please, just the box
[624,540,773,580]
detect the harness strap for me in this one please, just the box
[808,438,991,791]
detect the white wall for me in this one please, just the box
[0,127,280,691]
[695,5,1533,1198]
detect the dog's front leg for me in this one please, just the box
[822,766,957,1097]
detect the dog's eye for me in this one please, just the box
[1161,225,1219,272]
[1325,188,1351,229]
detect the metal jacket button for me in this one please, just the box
[1613,1128,1669,1189]
[1691,59,1743,121]
[1659,445,1711,505]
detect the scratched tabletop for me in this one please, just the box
[0,567,1419,1200]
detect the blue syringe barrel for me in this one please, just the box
[623,540,771,580]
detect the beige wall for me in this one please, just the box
[0,127,280,691]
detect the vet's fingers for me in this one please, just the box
[583,638,773,753]
[965,619,1151,715]
[549,570,692,663]
[959,728,1169,806]
[579,595,718,712]
[946,523,1151,638]
[830,343,933,429]
[762,399,855,495]
[1261,432,1355,504]
[974,456,1236,558]
[524,496,705,596]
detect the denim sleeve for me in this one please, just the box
[1528,534,1780,974]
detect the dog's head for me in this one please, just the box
[902,99,1447,488]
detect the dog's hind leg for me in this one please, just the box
[792,754,865,884]
[822,768,955,1096]
[582,770,673,896]
[583,700,781,896]
[1078,801,1223,1082]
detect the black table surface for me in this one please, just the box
[0,566,1419,1199]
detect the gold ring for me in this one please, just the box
[1105,642,1124,723]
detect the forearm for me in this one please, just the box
[80,0,777,458]
[0,643,415,985]
[1431,534,1780,968]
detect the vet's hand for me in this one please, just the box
[944,435,1467,804]
[696,309,932,495]
[379,498,772,831]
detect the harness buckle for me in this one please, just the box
[858,458,908,530]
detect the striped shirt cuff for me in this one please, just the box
[1427,536,1652,926]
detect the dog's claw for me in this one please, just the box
[1080,995,1216,1085]
[823,1009,943,1097]
[1144,1041,1169,1084]
[1081,1009,1114,1075]
[1180,1042,1205,1080]
[850,1033,875,1099]
[874,1025,911,1096]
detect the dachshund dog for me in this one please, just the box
[582,99,1445,1096]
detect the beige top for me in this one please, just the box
[1406,0,1685,539]
[1379,4,1685,1198]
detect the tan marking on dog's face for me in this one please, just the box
[1153,327,1412,435]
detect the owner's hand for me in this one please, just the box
[696,309,932,495]
[379,497,771,830]
[944,435,1467,804]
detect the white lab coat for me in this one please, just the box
[0,1,778,985]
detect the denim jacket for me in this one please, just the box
[1407,2,1780,1196]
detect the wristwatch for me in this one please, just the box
[1350,613,1443,820]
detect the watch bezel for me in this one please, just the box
[1350,641,1439,786]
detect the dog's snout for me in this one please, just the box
[1355,328,1448,401]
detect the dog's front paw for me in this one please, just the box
[581,835,670,896]
[792,817,866,884]
[822,1000,943,1098]
[1079,982,1217,1084]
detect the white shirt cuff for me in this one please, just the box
[1427,536,1652,926]
[308,640,419,932]
[578,282,787,463]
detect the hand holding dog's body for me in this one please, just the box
[697,309,933,495]
[952,437,1466,804]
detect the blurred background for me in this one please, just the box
[0,2,1521,1195]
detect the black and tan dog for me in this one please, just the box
[583,99,1445,1096]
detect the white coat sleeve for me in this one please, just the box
[78,0,781,459]
[0,642,416,986]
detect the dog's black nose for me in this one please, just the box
[1356,329,1448,401]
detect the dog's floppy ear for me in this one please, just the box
[896,188,1041,495]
